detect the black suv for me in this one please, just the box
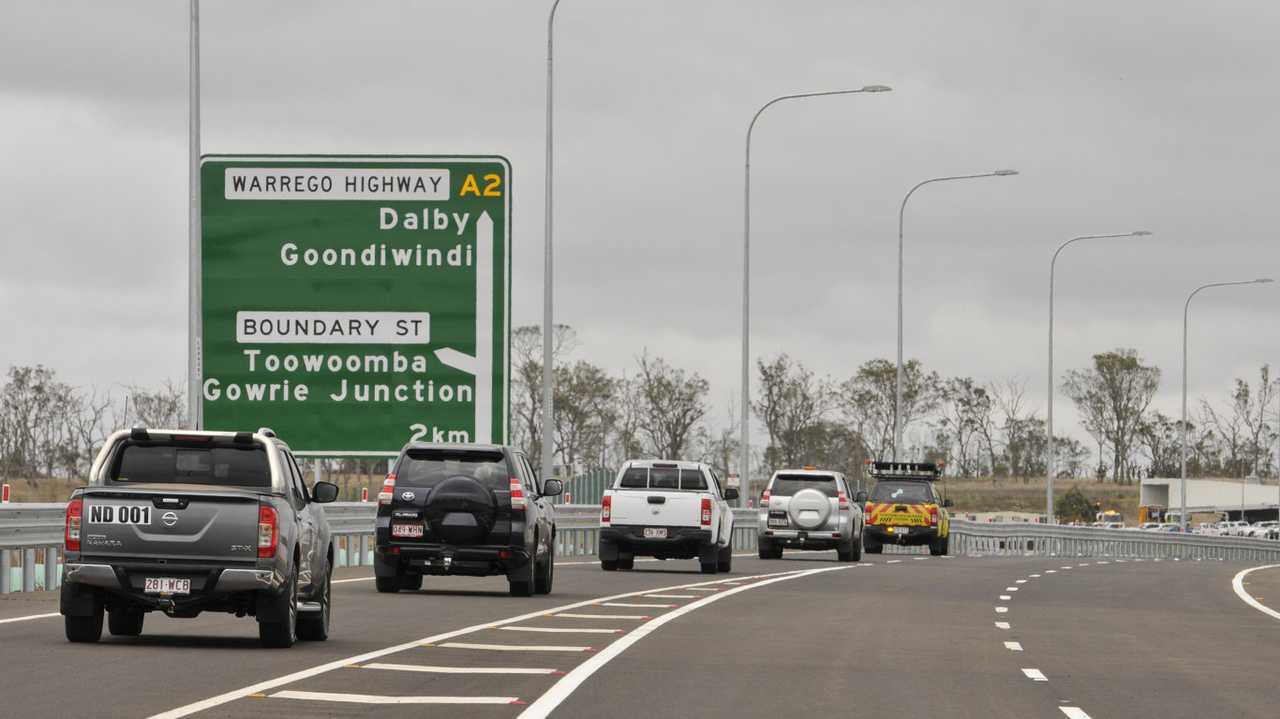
[374,443,562,597]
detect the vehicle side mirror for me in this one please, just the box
[541,478,564,497]
[312,481,339,503]
[854,491,868,504]
[943,498,954,508]
[724,487,739,501]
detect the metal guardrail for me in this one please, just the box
[6,504,1280,594]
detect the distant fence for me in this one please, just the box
[6,504,1280,594]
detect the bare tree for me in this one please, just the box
[552,360,617,471]
[634,352,709,459]
[510,324,576,462]
[938,377,993,477]
[836,358,940,461]
[1062,349,1161,484]
[752,354,831,471]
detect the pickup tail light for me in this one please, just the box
[927,506,939,526]
[65,497,83,552]
[509,477,526,513]
[865,503,876,524]
[258,505,279,558]
[700,497,712,527]
[377,473,397,506]
[601,495,612,524]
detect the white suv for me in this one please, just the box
[756,468,863,562]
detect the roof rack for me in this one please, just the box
[865,460,942,480]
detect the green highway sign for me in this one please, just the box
[199,155,510,454]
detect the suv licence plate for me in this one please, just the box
[392,523,424,538]
[767,518,789,528]
[643,527,667,539]
[144,577,190,595]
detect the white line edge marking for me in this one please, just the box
[362,663,557,675]
[1003,641,1023,651]
[1022,668,1048,681]
[0,612,60,625]
[500,627,620,634]
[147,568,811,719]
[516,565,849,719]
[1231,564,1280,621]
[995,621,1010,629]
[1060,707,1092,718]
[438,642,590,652]
[270,690,517,705]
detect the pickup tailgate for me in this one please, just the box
[80,485,261,564]
[610,490,704,527]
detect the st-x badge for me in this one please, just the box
[401,491,416,501]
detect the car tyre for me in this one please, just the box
[865,540,883,554]
[617,555,635,571]
[107,607,145,637]
[259,566,298,649]
[700,559,718,574]
[399,573,423,591]
[65,608,103,643]
[375,575,401,593]
[535,541,555,595]
[600,559,618,571]
[297,567,331,642]
[850,532,863,562]
[717,545,732,573]
[929,537,946,556]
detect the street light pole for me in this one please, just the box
[540,0,563,483]
[740,85,891,506]
[1046,231,1151,523]
[894,170,1018,460]
[1181,278,1273,531]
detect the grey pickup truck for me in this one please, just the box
[60,427,339,648]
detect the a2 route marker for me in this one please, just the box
[199,155,511,455]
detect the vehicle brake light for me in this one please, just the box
[927,506,939,525]
[510,477,526,513]
[838,491,849,510]
[761,489,771,504]
[700,497,712,527]
[258,505,278,558]
[601,495,612,524]
[65,497,83,552]
[377,473,397,506]
[865,503,876,524]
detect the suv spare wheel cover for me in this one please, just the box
[423,476,498,544]
[787,488,832,530]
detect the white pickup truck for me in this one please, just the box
[598,460,738,574]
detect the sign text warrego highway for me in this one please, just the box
[200,155,510,454]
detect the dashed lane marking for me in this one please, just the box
[1005,587,1019,592]
[1045,570,1057,574]
[887,560,903,564]
[269,691,520,705]
[1231,565,1280,621]
[436,642,592,653]
[1004,641,1023,651]
[1015,579,1027,583]
[361,664,558,675]
[995,607,1009,614]
[1029,574,1041,578]
[500,627,621,635]
[1060,707,1093,718]
[995,622,1011,630]
[1022,668,1048,681]
[999,595,1012,601]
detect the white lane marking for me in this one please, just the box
[999,595,1012,601]
[1004,641,1023,651]
[270,690,518,705]
[0,612,60,625]
[363,663,557,675]
[1046,570,1057,574]
[685,587,720,592]
[719,581,743,585]
[148,569,808,719]
[1096,561,1109,565]
[554,613,648,620]
[995,607,1009,614]
[913,557,926,561]
[1115,559,1127,563]
[1077,563,1090,567]
[1016,579,1027,584]
[643,594,694,599]
[517,565,849,719]
[1005,587,1019,592]
[1231,565,1280,621]
[600,602,673,609]
[1060,707,1093,718]
[887,560,903,564]
[500,627,621,635]
[332,577,375,585]
[1060,566,1072,570]
[438,642,591,652]
[1022,668,1048,681]
[995,622,1011,629]
[1029,574,1041,578]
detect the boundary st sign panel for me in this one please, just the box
[199,155,510,455]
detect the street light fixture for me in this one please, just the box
[1045,230,1153,523]
[739,84,892,506]
[893,170,1019,459]
[1180,277,1273,531]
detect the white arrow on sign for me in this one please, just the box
[434,211,493,443]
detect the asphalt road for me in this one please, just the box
[1,552,1277,718]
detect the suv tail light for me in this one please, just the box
[510,477,526,513]
[700,497,712,527]
[601,495,612,524]
[377,473,397,506]
[761,489,771,504]
[838,491,849,510]
[258,505,278,558]
[65,497,83,552]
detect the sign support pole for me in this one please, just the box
[187,0,202,429]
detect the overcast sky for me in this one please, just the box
[3,0,1279,460]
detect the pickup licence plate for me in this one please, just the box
[144,577,190,595]
[643,527,668,539]
[392,523,424,538]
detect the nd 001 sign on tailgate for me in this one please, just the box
[199,155,511,454]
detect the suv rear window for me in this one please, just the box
[770,474,838,497]
[870,481,935,504]
[110,441,271,488]
[396,448,511,491]
[616,466,708,490]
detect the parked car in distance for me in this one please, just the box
[60,427,339,647]
[756,467,863,562]
[599,460,737,574]
[374,443,561,597]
